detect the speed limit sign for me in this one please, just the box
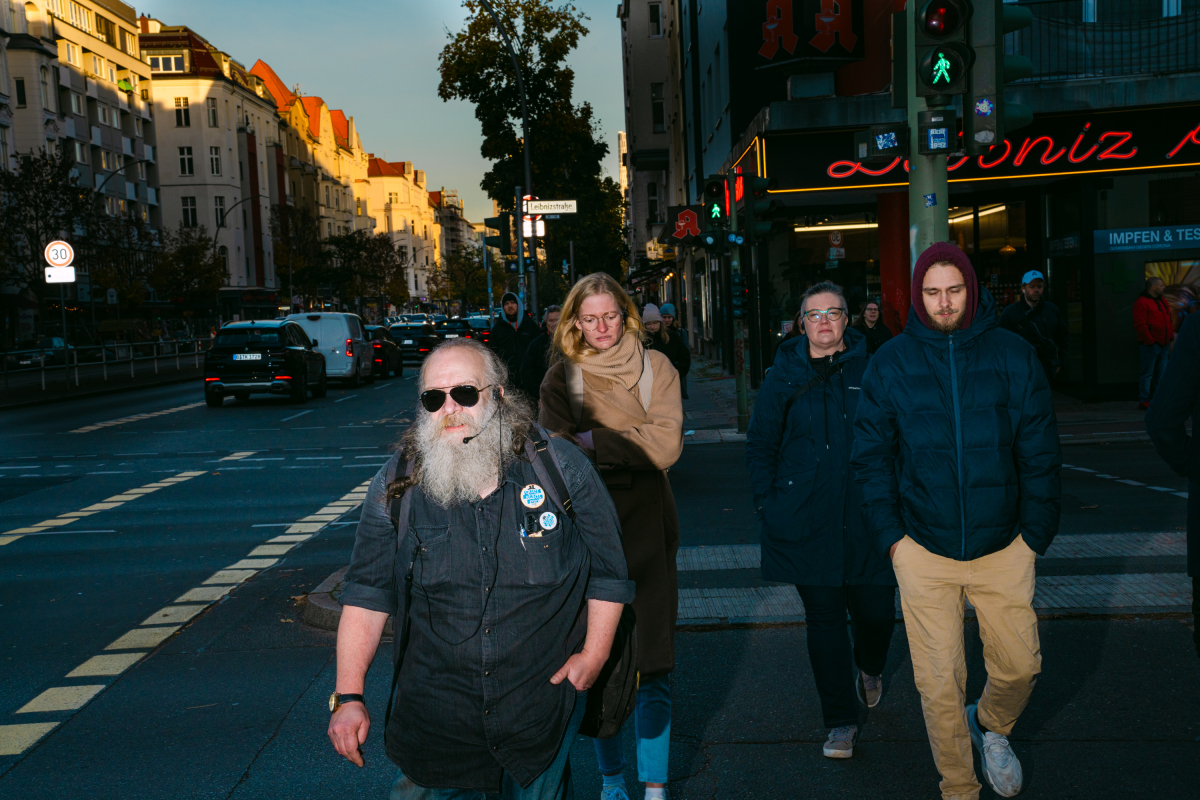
[45,240,74,267]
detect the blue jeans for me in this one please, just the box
[389,693,586,800]
[593,673,671,785]
[1139,343,1170,402]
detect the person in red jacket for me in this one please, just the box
[1133,277,1175,410]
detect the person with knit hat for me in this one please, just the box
[490,291,540,380]
[644,304,691,401]
[851,242,1062,800]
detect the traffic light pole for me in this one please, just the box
[907,2,949,268]
[483,235,493,319]
[726,170,749,433]
[515,185,526,313]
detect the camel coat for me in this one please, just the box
[539,349,684,675]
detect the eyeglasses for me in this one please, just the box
[420,384,493,413]
[802,308,847,323]
[578,312,624,331]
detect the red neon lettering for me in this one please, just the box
[947,155,971,172]
[1097,131,1137,160]
[810,0,857,54]
[903,159,910,173]
[1068,123,1099,163]
[977,139,1013,169]
[760,0,799,59]
[672,209,701,239]
[856,157,902,176]
[1167,122,1200,158]
[1013,136,1066,167]
[826,157,902,179]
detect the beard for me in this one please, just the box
[411,395,532,507]
[929,308,964,333]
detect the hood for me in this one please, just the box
[911,242,979,331]
[906,286,999,348]
[770,325,867,383]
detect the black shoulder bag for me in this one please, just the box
[526,427,638,741]
[382,459,417,749]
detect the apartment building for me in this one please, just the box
[364,156,439,303]
[139,17,281,319]
[431,188,475,260]
[3,1,61,162]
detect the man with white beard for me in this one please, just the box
[329,338,633,800]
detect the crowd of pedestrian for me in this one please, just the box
[325,247,1196,800]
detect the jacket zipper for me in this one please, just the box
[948,334,967,558]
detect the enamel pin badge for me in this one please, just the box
[521,484,546,509]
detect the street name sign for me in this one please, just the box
[525,200,577,215]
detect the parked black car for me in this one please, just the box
[390,322,437,363]
[365,325,404,378]
[204,320,326,407]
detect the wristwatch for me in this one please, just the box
[329,692,365,713]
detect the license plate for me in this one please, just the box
[443,334,459,339]
[233,353,262,361]
[403,340,413,344]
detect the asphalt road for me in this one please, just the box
[0,377,1195,798]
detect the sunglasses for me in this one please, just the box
[420,384,494,413]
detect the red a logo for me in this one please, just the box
[673,209,701,240]
[811,0,857,54]
[760,0,799,59]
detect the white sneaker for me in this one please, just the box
[967,703,1023,797]
[857,671,882,708]
[822,725,858,759]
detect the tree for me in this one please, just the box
[427,243,492,312]
[153,222,226,305]
[438,0,628,289]
[269,202,328,304]
[85,211,154,317]
[327,229,411,316]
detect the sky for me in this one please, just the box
[139,0,625,222]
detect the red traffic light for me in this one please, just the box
[917,0,972,40]
[924,5,958,36]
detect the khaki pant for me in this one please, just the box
[892,535,1042,800]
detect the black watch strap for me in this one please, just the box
[332,693,365,712]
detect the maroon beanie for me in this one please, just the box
[911,242,979,331]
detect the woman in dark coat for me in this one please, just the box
[852,299,893,355]
[644,303,691,400]
[745,281,897,761]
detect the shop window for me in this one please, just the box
[949,206,975,254]
[972,202,1029,309]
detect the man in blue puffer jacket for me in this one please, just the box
[852,243,1061,800]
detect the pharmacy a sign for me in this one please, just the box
[1094,225,1200,254]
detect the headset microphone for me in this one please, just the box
[462,387,504,444]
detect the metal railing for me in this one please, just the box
[1010,0,1200,82]
[1,338,214,397]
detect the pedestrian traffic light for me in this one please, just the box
[744,177,779,243]
[703,176,727,231]
[963,0,1033,154]
[730,272,747,319]
[914,1,974,105]
[483,213,512,256]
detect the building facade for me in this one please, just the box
[364,156,440,304]
[139,17,281,319]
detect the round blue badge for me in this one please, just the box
[521,484,545,508]
[539,511,558,530]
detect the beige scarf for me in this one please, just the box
[579,330,646,390]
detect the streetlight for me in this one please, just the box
[211,194,270,321]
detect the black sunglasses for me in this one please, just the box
[420,384,494,413]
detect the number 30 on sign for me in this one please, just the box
[44,240,76,283]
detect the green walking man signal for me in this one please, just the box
[932,53,952,85]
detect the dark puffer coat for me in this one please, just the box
[746,327,895,586]
[851,288,1062,561]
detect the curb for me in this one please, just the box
[302,565,395,637]
[0,372,202,412]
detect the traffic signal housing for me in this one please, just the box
[483,213,512,255]
[745,177,778,243]
[963,0,1033,154]
[703,176,727,231]
[914,1,974,105]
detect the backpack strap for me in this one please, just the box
[383,458,417,745]
[782,372,830,423]
[524,424,576,521]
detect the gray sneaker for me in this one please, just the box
[857,671,882,708]
[822,725,858,759]
[967,703,1023,797]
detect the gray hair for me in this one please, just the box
[418,337,509,393]
[800,281,847,315]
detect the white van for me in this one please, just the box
[286,312,374,386]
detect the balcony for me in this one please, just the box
[144,144,155,163]
[1010,0,1200,82]
[125,182,137,201]
[122,136,133,156]
[146,187,158,206]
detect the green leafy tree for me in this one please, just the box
[438,0,628,286]
[328,229,411,316]
[428,244,494,313]
[269,202,328,303]
[153,222,226,304]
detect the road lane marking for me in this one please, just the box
[334,394,359,403]
[105,626,181,650]
[297,456,342,460]
[66,653,146,677]
[69,402,206,433]
[1,471,206,545]
[142,605,209,626]
[0,724,60,756]
[280,410,313,421]
[17,686,106,713]
[218,451,257,461]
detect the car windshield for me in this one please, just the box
[465,318,489,329]
[216,329,281,346]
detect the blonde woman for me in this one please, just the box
[539,273,683,800]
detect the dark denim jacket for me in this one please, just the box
[341,437,634,791]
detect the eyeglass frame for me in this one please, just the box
[419,383,495,413]
[576,311,626,331]
[801,307,848,323]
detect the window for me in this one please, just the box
[91,55,103,76]
[648,3,663,36]
[70,92,82,114]
[388,191,399,205]
[108,64,115,83]
[324,185,330,206]
[218,246,228,273]
[65,42,80,66]
[209,146,221,175]
[214,196,225,227]
[14,79,25,108]
[120,28,136,56]
[46,0,63,16]
[174,97,189,127]
[0,126,8,171]
[150,55,185,73]
[137,161,146,180]
[647,181,660,222]
[40,68,52,111]
[73,140,87,164]
[95,14,115,46]
[651,83,665,133]
[134,117,142,137]
[98,104,109,125]
[68,2,89,31]
[181,196,197,227]
[178,146,193,175]
[206,97,218,127]
[1164,0,1182,17]
[100,150,112,170]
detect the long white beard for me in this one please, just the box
[415,404,511,507]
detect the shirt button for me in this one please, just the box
[484,709,490,715]
[484,671,490,676]
[482,546,488,551]
[485,628,491,634]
